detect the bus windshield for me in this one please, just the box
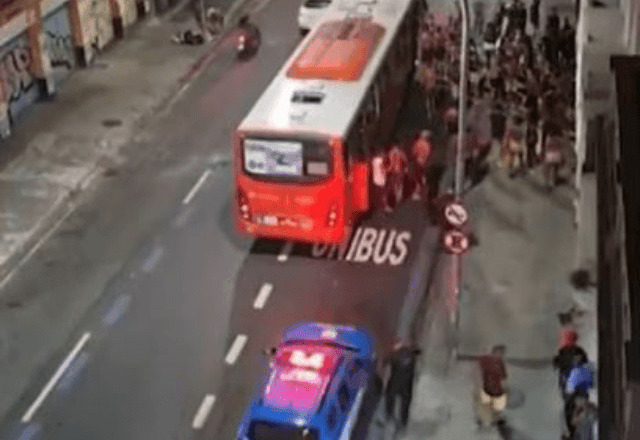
[243,138,333,183]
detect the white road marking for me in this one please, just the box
[142,246,164,273]
[225,334,248,365]
[57,352,91,391]
[183,169,212,205]
[21,332,91,423]
[277,241,293,262]
[253,283,273,309]
[192,394,216,430]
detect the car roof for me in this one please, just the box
[261,343,344,414]
[281,322,374,355]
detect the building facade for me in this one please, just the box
[575,0,640,439]
[0,0,147,139]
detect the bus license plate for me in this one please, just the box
[261,215,278,226]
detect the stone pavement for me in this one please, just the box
[394,141,598,440]
[0,0,253,287]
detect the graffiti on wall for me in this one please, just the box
[77,0,113,60]
[0,35,38,130]
[42,4,75,82]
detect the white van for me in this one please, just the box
[297,0,333,35]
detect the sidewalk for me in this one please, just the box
[400,144,598,439]
[0,0,252,287]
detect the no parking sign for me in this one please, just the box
[443,230,469,255]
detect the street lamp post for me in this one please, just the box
[451,0,470,327]
[454,0,470,198]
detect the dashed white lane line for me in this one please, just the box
[183,169,212,205]
[103,295,131,326]
[253,283,273,309]
[22,332,91,423]
[277,241,293,262]
[192,394,216,430]
[173,205,195,228]
[142,246,164,273]
[225,334,248,365]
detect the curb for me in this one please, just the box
[0,0,255,291]
[0,165,103,289]
[396,225,443,344]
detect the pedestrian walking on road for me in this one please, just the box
[475,345,508,428]
[384,340,422,432]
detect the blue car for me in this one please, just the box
[237,322,379,440]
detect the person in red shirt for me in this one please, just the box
[410,131,433,201]
[475,345,508,427]
[383,143,408,213]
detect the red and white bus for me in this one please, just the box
[233,0,423,244]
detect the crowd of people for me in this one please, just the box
[400,0,578,208]
[372,0,580,222]
[372,2,597,439]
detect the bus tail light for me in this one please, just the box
[237,189,251,221]
[327,202,338,228]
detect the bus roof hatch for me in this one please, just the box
[287,18,386,82]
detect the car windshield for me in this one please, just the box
[303,0,331,8]
[281,339,360,353]
[249,421,319,440]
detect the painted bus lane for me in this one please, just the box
[206,200,439,440]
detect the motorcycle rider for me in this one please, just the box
[238,14,261,57]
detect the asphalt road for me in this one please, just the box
[0,1,439,439]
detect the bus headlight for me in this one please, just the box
[327,203,338,228]
[237,189,251,221]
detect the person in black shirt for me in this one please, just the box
[553,345,588,399]
[384,340,422,432]
[530,0,540,33]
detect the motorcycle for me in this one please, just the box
[236,22,261,60]
[237,34,247,57]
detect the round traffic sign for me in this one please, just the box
[443,230,469,254]
[444,202,468,227]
